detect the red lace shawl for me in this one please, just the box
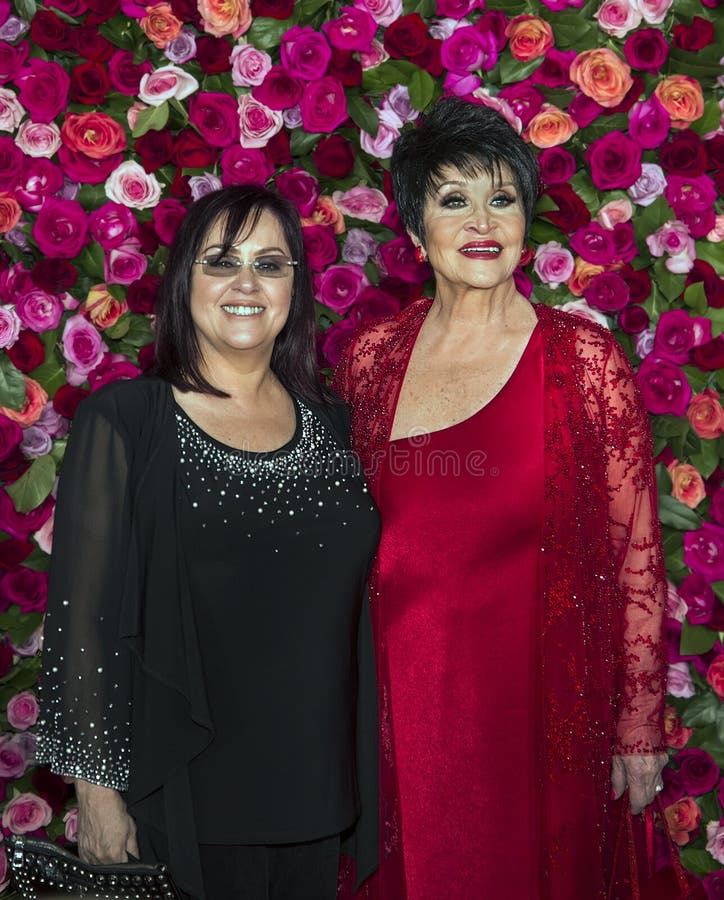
[333,299,666,900]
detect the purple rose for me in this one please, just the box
[33,199,88,260]
[680,573,716,626]
[636,355,691,416]
[0,135,23,192]
[88,202,138,250]
[276,167,320,217]
[15,59,70,123]
[7,690,39,731]
[684,523,724,581]
[628,162,667,207]
[676,748,720,796]
[441,25,498,74]
[189,173,223,199]
[584,272,631,312]
[61,315,105,375]
[342,228,379,265]
[384,85,419,124]
[164,29,197,65]
[653,309,699,363]
[569,222,617,265]
[359,107,401,159]
[188,92,240,147]
[0,735,28,779]
[20,425,52,459]
[281,25,332,80]
[628,95,670,149]
[15,289,64,333]
[0,306,21,349]
[585,131,642,190]
[220,146,273,186]
[299,76,348,133]
[322,7,376,51]
[0,566,48,613]
[316,264,369,313]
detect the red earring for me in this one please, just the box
[414,246,426,264]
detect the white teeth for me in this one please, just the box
[461,246,501,255]
[223,305,264,316]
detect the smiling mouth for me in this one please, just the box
[459,243,502,256]
[222,305,265,316]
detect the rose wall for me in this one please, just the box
[0,0,722,891]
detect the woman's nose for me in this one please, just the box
[232,263,260,289]
[466,205,492,232]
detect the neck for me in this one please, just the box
[197,347,281,402]
[428,278,528,331]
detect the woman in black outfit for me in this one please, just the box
[36,185,380,900]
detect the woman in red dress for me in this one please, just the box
[334,98,668,900]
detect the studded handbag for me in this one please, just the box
[6,834,183,899]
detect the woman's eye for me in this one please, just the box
[254,257,284,274]
[209,255,238,268]
[491,193,516,207]
[439,193,467,208]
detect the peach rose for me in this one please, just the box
[0,377,48,427]
[0,194,21,234]
[706,656,724,701]
[663,705,693,750]
[61,112,127,160]
[567,258,606,296]
[667,460,706,509]
[83,286,128,331]
[569,47,633,109]
[686,389,724,439]
[505,15,554,62]
[525,106,578,148]
[198,0,251,38]
[301,196,346,235]
[139,3,183,49]
[654,75,705,130]
[596,198,633,229]
[664,797,701,845]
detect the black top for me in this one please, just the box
[176,399,379,842]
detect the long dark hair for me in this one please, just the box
[153,184,331,404]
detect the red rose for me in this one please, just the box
[29,10,73,51]
[73,25,114,61]
[327,48,363,87]
[171,128,219,168]
[195,36,232,73]
[0,39,30,85]
[530,48,576,88]
[250,0,294,18]
[134,129,174,173]
[137,219,162,253]
[707,134,724,170]
[539,184,590,233]
[686,260,724,309]
[0,639,13,678]
[618,305,649,334]
[263,129,292,166]
[5,330,45,374]
[188,92,240,148]
[138,343,155,372]
[84,0,120,22]
[384,14,430,59]
[302,224,339,272]
[31,768,71,816]
[673,16,715,51]
[108,49,152,95]
[52,384,89,419]
[152,199,187,246]
[624,29,668,73]
[312,134,355,179]
[170,0,202,27]
[57,146,121,185]
[659,131,708,176]
[0,567,48,613]
[610,221,637,264]
[70,60,111,105]
[31,259,77,294]
[585,131,642,190]
[127,274,161,315]
[0,414,22,464]
[693,335,724,371]
[0,537,33,571]
[620,265,651,304]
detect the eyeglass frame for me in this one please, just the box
[192,254,299,278]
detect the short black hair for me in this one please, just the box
[154,184,330,404]
[391,97,540,244]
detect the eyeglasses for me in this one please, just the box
[193,254,299,279]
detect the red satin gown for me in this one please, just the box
[375,325,543,898]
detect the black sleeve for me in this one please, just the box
[35,398,135,791]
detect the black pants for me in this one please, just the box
[198,835,340,900]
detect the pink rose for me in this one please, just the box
[188,92,240,147]
[14,120,62,159]
[646,221,696,274]
[88,355,141,392]
[441,25,498,74]
[105,161,162,210]
[230,44,272,87]
[32,199,88,260]
[237,94,284,149]
[360,38,390,69]
[88,202,138,250]
[623,27,669,73]
[62,315,105,374]
[316,264,369,313]
[302,224,340,272]
[16,159,64,214]
[596,199,633,229]
[684,523,724,581]
[569,222,617,265]
[332,186,388,223]
[559,300,610,329]
[637,0,673,24]
[0,37,29,86]
[0,843,7,893]
[104,240,148,286]
[628,95,670,149]
[220,146,273,186]
[15,289,64,333]
[0,735,28,778]
[7,690,38,731]
[252,66,304,111]
[680,574,715,626]
[594,0,641,37]
[0,306,21,348]
[706,822,724,866]
[627,162,667,207]
[2,792,52,834]
[64,808,78,843]
[15,59,69,123]
[275,168,320,218]
[533,241,575,289]
[653,309,706,364]
[353,0,402,27]
[0,86,24,130]
[636,355,691,416]
[323,7,377,51]
[138,65,199,106]
[281,25,332,80]
[299,76,349,134]
[58,146,122,186]
[498,83,545,129]
[585,131,642,190]
[668,662,695,698]
[359,107,402,158]
[583,271,630,312]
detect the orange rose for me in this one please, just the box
[198,0,251,38]
[654,75,705,130]
[505,15,554,62]
[139,3,183,48]
[664,797,701,846]
[569,48,633,109]
[525,106,578,148]
[0,193,21,233]
[686,388,724,439]
[0,377,48,427]
[663,706,693,750]
[567,259,605,296]
[84,286,128,331]
[61,113,126,160]
[301,196,346,235]
[667,460,706,509]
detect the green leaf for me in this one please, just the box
[14,0,37,19]
[0,610,44,649]
[658,494,703,531]
[247,16,292,51]
[679,847,721,876]
[568,172,600,210]
[652,258,686,303]
[667,49,724,80]
[298,0,332,13]
[0,355,26,411]
[690,97,724,136]
[104,315,131,340]
[498,54,544,85]
[632,196,670,250]
[652,415,690,438]
[290,129,323,158]
[29,355,66,400]
[681,690,719,728]
[680,620,718,656]
[528,220,565,245]
[75,242,106,281]
[698,791,723,826]
[21,547,52,573]
[695,241,724,272]
[5,455,57,515]
[712,582,724,602]
[131,103,170,139]
[407,68,436,112]
[689,439,723,480]
[347,93,379,139]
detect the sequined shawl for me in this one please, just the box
[333,298,666,900]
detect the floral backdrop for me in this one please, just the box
[0,0,721,892]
